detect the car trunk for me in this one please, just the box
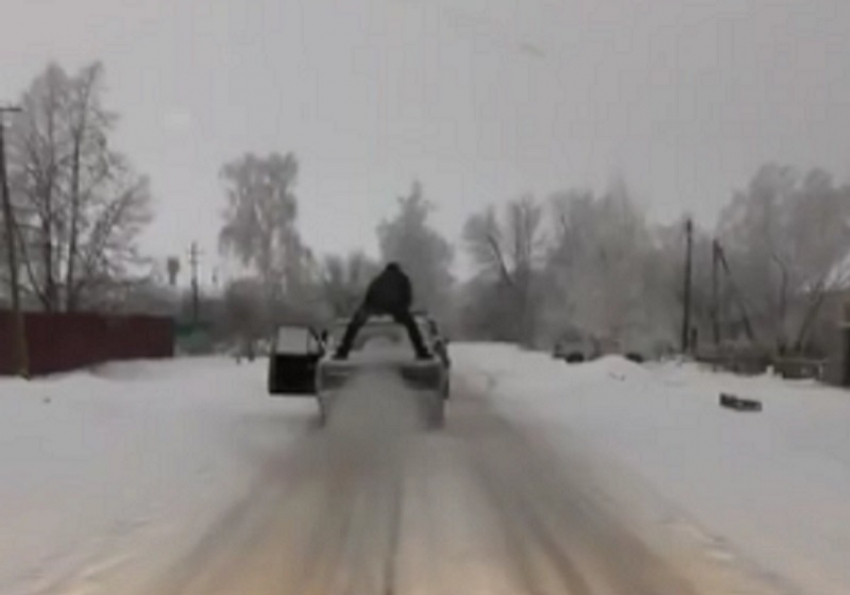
[317,352,444,393]
[315,342,447,428]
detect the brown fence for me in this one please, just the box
[0,311,174,376]
[697,350,850,387]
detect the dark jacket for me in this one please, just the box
[363,265,412,313]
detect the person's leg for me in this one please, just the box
[335,306,370,358]
[394,310,431,358]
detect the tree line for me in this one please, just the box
[463,168,850,358]
[4,62,850,359]
[220,152,850,360]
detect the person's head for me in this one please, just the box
[385,261,402,273]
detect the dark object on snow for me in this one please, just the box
[625,352,645,364]
[719,392,762,412]
[564,352,585,364]
[335,263,429,359]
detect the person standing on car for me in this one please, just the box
[334,262,431,360]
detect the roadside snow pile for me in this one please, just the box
[88,358,205,382]
[455,343,850,595]
[581,354,650,382]
[0,358,312,595]
[460,343,651,397]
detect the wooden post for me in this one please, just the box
[0,105,29,378]
[681,218,693,353]
[188,242,200,326]
[712,239,721,347]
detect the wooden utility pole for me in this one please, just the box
[188,242,200,326]
[681,218,694,353]
[716,242,756,343]
[0,105,29,378]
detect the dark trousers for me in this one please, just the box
[336,306,429,357]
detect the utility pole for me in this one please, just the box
[681,218,693,354]
[188,242,201,326]
[0,105,29,378]
[711,239,720,347]
[716,242,756,343]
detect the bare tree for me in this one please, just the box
[463,195,546,344]
[7,62,151,312]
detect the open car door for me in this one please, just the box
[268,325,324,396]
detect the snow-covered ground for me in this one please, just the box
[2,348,848,594]
[0,358,314,595]
[456,344,850,595]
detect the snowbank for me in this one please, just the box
[0,358,313,595]
[456,344,850,595]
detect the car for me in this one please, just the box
[552,330,598,364]
[316,314,449,428]
[324,312,451,373]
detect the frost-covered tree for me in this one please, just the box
[219,152,304,307]
[8,62,152,311]
[543,183,675,352]
[717,165,850,353]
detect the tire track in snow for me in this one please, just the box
[55,369,783,595]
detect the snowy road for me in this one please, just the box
[6,351,831,594]
[44,368,775,595]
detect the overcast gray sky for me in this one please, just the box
[2,0,849,279]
